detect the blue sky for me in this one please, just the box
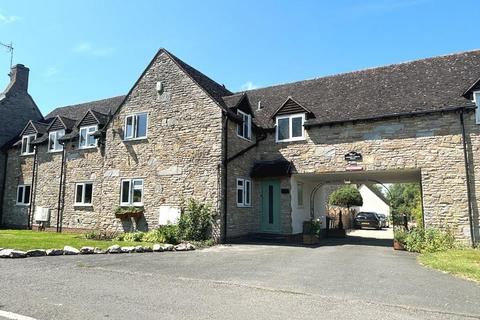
[0,0,479,115]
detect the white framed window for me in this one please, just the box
[79,125,97,149]
[474,91,480,124]
[297,183,304,208]
[124,113,148,140]
[21,134,36,155]
[75,182,93,206]
[120,179,144,206]
[236,178,251,207]
[237,110,252,140]
[48,129,65,152]
[275,113,306,142]
[16,184,31,205]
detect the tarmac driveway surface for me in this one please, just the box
[0,229,479,320]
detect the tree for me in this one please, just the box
[387,183,423,226]
[328,185,363,208]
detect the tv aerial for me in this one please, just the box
[0,42,14,68]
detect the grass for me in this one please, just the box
[0,229,152,251]
[419,249,480,283]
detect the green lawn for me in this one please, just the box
[419,249,480,283]
[0,229,152,251]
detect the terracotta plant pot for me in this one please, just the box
[393,240,405,250]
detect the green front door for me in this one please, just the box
[261,180,281,233]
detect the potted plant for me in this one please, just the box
[127,206,144,219]
[302,219,321,244]
[114,207,129,219]
[393,229,407,250]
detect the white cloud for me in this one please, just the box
[0,12,20,24]
[44,66,59,78]
[240,81,258,91]
[73,42,115,57]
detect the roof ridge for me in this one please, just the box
[48,95,126,113]
[239,49,480,94]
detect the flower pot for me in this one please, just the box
[393,240,405,250]
[115,213,129,220]
[128,211,143,219]
[303,234,319,245]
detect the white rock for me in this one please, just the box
[9,250,27,258]
[0,249,13,258]
[134,245,144,253]
[63,246,79,255]
[94,247,106,254]
[80,246,94,254]
[107,245,122,254]
[46,249,64,256]
[152,244,164,252]
[162,244,174,251]
[27,249,47,257]
[174,243,188,251]
[120,246,135,253]
[186,243,196,251]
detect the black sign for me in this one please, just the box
[345,151,362,162]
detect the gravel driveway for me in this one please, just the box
[0,230,479,320]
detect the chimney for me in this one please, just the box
[8,64,29,92]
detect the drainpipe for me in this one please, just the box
[222,113,228,243]
[56,147,66,232]
[0,151,8,226]
[27,146,38,229]
[459,109,476,247]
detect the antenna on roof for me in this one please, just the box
[0,41,14,68]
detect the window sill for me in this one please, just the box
[236,134,252,142]
[47,150,64,153]
[74,204,93,208]
[123,137,148,142]
[275,137,306,143]
[20,153,35,157]
[15,203,29,206]
[236,204,252,208]
[78,146,97,150]
[119,204,144,207]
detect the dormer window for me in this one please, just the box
[237,110,251,140]
[48,129,65,152]
[275,113,305,142]
[474,91,480,124]
[21,134,36,155]
[79,125,97,149]
[124,113,148,140]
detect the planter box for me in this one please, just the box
[303,234,319,245]
[128,211,143,219]
[115,213,129,220]
[327,229,346,238]
[393,240,405,250]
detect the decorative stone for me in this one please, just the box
[80,246,95,254]
[186,243,196,251]
[120,246,135,253]
[142,246,153,252]
[9,250,27,258]
[46,249,64,256]
[27,249,47,257]
[152,244,164,252]
[174,243,188,251]
[63,246,79,255]
[162,244,174,251]
[107,245,122,254]
[93,247,106,254]
[134,245,144,253]
[0,249,13,258]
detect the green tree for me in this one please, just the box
[329,186,363,209]
[387,183,423,225]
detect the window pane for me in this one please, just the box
[80,129,86,147]
[237,188,243,205]
[49,133,55,151]
[27,136,34,153]
[237,116,244,137]
[237,179,243,186]
[88,126,96,133]
[291,117,303,138]
[84,183,93,204]
[24,186,31,204]
[133,188,142,203]
[21,137,27,154]
[297,183,303,207]
[277,118,289,140]
[125,116,133,138]
[121,181,130,203]
[243,115,250,139]
[76,184,83,203]
[245,180,250,205]
[17,186,23,203]
[136,114,147,138]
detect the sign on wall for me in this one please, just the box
[344,151,363,162]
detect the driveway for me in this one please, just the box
[0,231,479,320]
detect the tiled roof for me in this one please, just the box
[45,95,125,121]
[239,50,480,128]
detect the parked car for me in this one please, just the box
[376,213,389,228]
[354,212,382,230]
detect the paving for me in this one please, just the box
[0,229,479,320]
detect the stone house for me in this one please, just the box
[1,48,480,245]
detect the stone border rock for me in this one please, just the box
[0,243,196,259]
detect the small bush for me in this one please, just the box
[122,231,145,242]
[83,230,117,241]
[156,225,180,244]
[394,229,408,244]
[178,198,214,241]
[403,227,456,253]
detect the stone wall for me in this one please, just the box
[226,111,476,243]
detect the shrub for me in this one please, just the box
[329,186,363,208]
[122,231,145,242]
[403,227,456,253]
[84,230,117,241]
[178,198,214,241]
[156,225,180,244]
[393,229,407,244]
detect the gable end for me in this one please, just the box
[272,96,314,118]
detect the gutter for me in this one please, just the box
[27,147,38,229]
[459,108,476,247]
[222,114,228,243]
[0,151,8,226]
[56,148,66,232]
